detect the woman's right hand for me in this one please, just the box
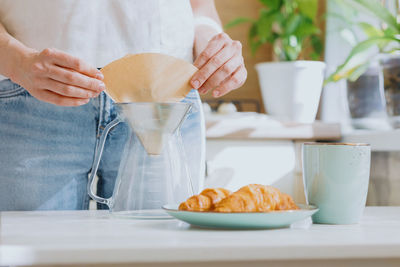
[12,48,104,106]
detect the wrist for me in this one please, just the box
[194,16,223,34]
[7,41,37,82]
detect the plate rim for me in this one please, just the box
[162,203,318,214]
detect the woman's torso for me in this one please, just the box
[0,0,194,80]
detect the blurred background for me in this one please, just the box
[203,0,400,206]
[204,0,326,113]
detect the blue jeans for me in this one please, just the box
[0,79,205,211]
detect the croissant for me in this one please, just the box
[276,193,299,211]
[213,184,298,212]
[179,188,231,211]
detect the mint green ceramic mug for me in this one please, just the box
[302,143,371,224]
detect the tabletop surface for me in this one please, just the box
[205,113,341,140]
[1,207,399,265]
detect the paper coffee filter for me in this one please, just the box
[117,102,192,155]
[101,53,198,103]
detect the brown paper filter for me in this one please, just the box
[101,53,198,103]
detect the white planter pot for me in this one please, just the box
[255,61,326,123]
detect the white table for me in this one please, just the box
[1,207,399,267]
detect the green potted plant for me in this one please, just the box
[226,0,325,123]
[326,0,400,128]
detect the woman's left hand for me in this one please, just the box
[191,33,247,97]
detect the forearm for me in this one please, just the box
[0,22,35,81]
[191,0,223,58]
[190,0,246,97]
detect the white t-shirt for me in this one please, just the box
[0,0,195,80]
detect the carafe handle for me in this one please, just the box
[87,118,121,207]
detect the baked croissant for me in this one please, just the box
[276,193,299,211]
[179,188,231,211]
[213,184,299,212]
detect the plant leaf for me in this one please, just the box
[311,35,323,55]
[357,22,391,51]
[347,61,372,81]
[326,36,399,83]
[358,22,384,38]
[282,36,301,60]
[250,39,263,56]
[285,14,302,35]
[249,23,258,39]
[384,27,398,36]
[249,24,261,55]
[310,52,320,60]
[225,17,253,29]
[352,0,399,32]
[341,36,397,68]
[296,0,318,20]
[340,28,358,46]
[257,11,275,42]
[294,20,320,38]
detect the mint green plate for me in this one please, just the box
[163,204,318,229]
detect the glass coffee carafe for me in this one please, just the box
[88,102,194,218]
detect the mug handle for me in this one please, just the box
[87,118,121,207]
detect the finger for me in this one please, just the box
[41,48,103,80]
[36,89,91,107]
[42,78,100,99]
[213,65,247,98]
[191,43,236,90]
[48,65,105,92]
[198,55,244,95]
[193,33,230,70]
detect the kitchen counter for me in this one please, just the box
[205,113,341,140]
[1,207,400,267]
